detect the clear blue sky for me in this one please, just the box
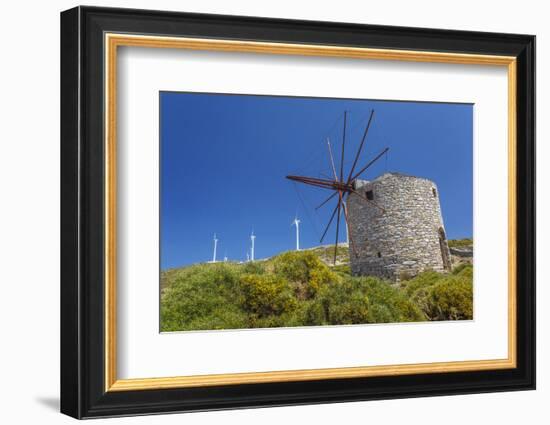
[160,92,473,269]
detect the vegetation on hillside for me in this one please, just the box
[160,249,473,332]
[447,238,473,248]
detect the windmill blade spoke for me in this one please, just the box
[320,201,339,244]
[315,192,338,210]
[347,228,359,258]
[333,199,342,265]
[346,109,375,184]
[349,147,390,182]
[295,181,337,191]
[286,175,338,190]
[286,175,336,185]
[286,110,390,267]
[339,111,347,183]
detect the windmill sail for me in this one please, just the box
[286,110,388,264]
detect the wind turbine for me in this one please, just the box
[212,233,218,263]
[292,216,301,251]
[345,220,349,246]
[250,231,256,261]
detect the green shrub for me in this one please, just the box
[184,307,249,331]
[332,264,351,275]
[251,301,315,328]
[271,251,339,299]
[402,270,441,296]
[448,238,473,248]
[327,291,370,325]
[314,279,370,325]
[360,277,426,323]
[402,268,473,321]
[160,263,241,332]
[453,264,473,279]
[303,299,328,326]
[238,273,296,318]
[426,277,473,320]
[303,276,425,325]
[160,250,473,332]
[309,245,350,264]
[400,271,441,316]
[366,304,395,323]
[398,270,414,281]
[241,261,266,275]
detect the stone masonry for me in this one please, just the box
[347,172,452,281]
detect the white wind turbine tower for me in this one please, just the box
[250,231,256,261]
[345,220,350,246]
[211,233,218,263]
[292,216,301,251]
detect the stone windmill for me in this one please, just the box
[286,110,451,281]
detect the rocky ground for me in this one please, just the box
[449,245,474,268]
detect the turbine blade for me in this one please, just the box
[347,109,375,184]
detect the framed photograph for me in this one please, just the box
[60,6,535,419]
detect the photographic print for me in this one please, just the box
[160,92,474,332]
[61,9,535,416]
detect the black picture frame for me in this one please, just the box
[61,5,535,419]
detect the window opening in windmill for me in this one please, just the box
[377,252,382,258]
[432,187,437,198]
[366,190,374,200]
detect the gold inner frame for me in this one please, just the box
[104,33,517,392]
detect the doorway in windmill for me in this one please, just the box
[159,90,474,332]
[438,227,452,271]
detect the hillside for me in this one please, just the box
[160,239,473,332]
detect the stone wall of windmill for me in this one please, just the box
[346,172,452,281]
